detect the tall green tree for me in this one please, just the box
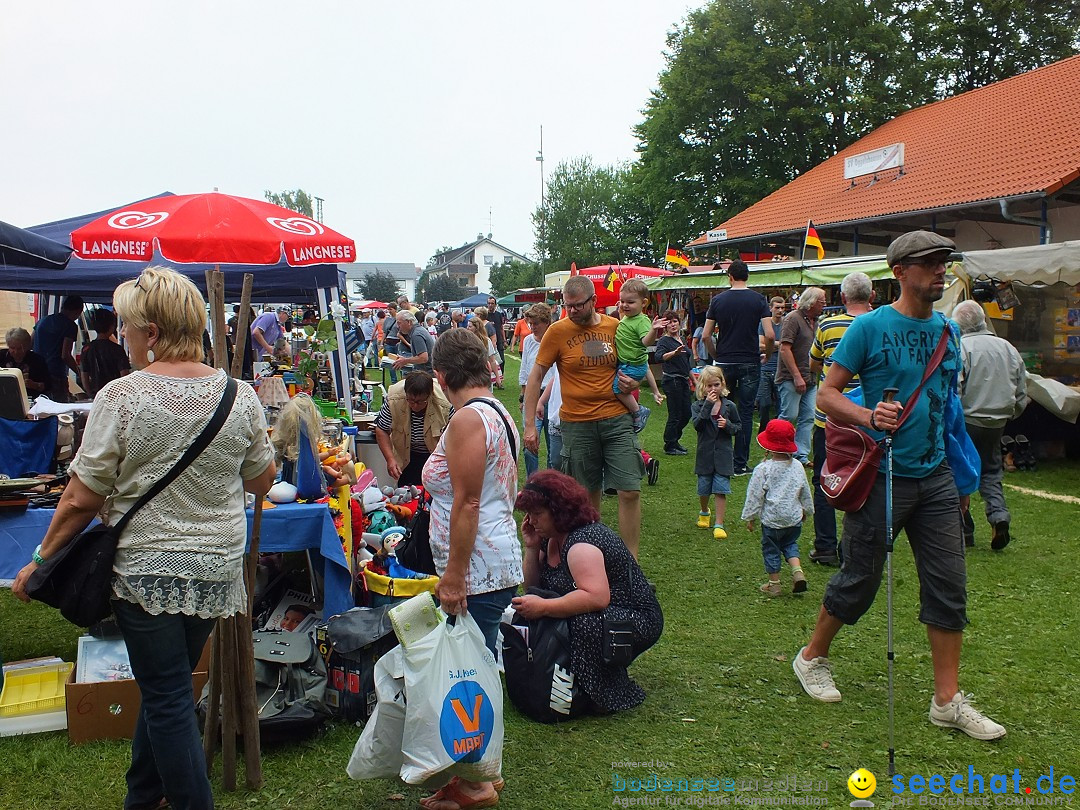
[533,157,653,273]
[488,260,543,297]
[418,273,467,303]
[902,0,1080,96]
[264,189,314,218]
[633,0,918,250]
[358,268,400,303]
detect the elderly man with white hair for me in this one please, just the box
[807,272,875,566]
[775,287,827,464]
[952,299,1028,550]
[392,309,436,374]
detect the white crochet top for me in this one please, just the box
[69,370,274,618]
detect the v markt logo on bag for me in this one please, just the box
[440,681,494,762]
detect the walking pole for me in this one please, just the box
[882,386,898,778]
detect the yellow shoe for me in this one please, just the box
[713,525,727,540]
[696,511,711,528]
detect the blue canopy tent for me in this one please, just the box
[0,220,73,270]
[0,192,353,400]
[450,292,491,308]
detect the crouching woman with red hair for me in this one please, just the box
[512,470,663,713]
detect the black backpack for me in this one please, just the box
[501,592,590,723]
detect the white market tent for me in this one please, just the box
[956,241,1080,286]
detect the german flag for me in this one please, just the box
[604,266,619,292]
[804,221,825,261]
[665,246,690,267]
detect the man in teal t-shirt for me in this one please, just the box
[612,279,664,433]
[792,230,1005,742]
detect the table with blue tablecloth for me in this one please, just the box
[1,501,354,619]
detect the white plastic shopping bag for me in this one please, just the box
[399,611,504,785]
[346,645,406,781]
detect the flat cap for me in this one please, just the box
[886,230,955,266]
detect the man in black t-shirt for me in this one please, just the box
[32,295,83,401]
[701,261,771,474]
[654,310,693,454]
[1,327,50,396]
[435,303,454,335]
[486,295,507,371]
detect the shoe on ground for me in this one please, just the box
[696,511,711,529]
[791,567,807,593]
[713,524,727,540]
[991,520,1011,551]
[664,446,688,456]
[675,443,689,453]
[962,510,976,548]
[759,580,781,597]
[929,692,1006,740]
[792,646,841,702]
[632,405,651,433]
[809,549,839,567]
[646,457,660,486]
[733,466,751,477]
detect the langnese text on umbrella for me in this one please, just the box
[290,245,354,263]
[79,240,152,260]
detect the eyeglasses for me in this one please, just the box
[902,258,955,271]
[564,295,595,313]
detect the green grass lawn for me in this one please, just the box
[2,363,1079,809]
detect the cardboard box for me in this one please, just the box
[65,637,211,744]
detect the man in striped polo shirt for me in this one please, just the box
[807,272,874,566]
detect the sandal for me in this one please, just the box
[420,779,500,810]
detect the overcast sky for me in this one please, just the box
[3,1,698,269]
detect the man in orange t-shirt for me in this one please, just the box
[523,276,646,557]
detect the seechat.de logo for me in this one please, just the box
[439,680,494,763]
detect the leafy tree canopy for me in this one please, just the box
[358,268,400,303]
[534,157,654,274]
[902,0,1080,96]
[488,260,544,297]
[419,273,468,304]
[264,189,314,218]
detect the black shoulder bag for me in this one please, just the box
[394,397,517,576]
[27,376,238,626]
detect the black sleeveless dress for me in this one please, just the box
[538,522,663,712]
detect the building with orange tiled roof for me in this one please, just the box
[689,55,1080,259]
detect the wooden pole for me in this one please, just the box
[230,273,254,379]
[202,266,263,793]
[219,617,238,791]
[202,626,223,771]
[209,268,228,372]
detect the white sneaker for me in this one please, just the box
[929,692,1006,740]
[792,646,841,702]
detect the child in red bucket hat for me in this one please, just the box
[741,419,814,597]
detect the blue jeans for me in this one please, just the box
[756,368,779,431]
[112,599,216,810]
[548,424,564,471]
[523,412,548,478]
[777,380,817,463]
[762,525,802,574]
[811,425,838,559]
[456,587,515,654]
[717,362,759,471]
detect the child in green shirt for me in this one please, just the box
[614,279,666,432]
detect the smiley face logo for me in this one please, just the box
[848,768,876,799]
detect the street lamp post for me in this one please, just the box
[536,125,545,266]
